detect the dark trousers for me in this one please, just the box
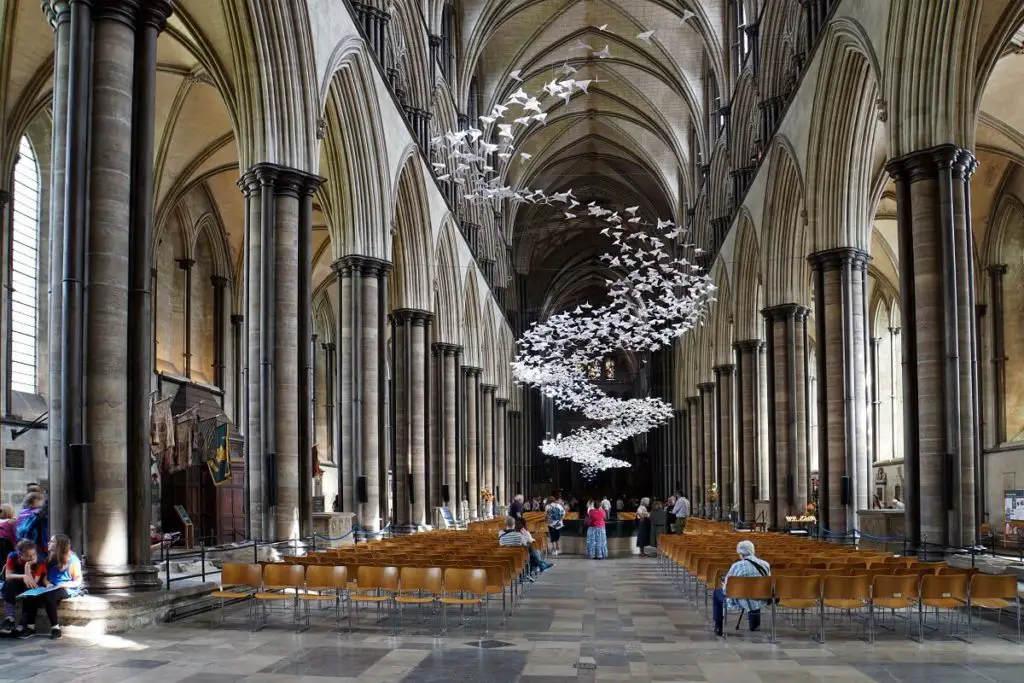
[712,588,760,632]
[20,588,69,628]
[528,548,546,571]
[1,579,27,609]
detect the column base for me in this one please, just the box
[85,564,162,593]
[390,524,418,536]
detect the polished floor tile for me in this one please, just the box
[0,556,1020,682]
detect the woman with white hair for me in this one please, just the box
[635,497,651,555]
[712,540,771,637]
[509,494,525,520]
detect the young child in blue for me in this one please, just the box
[13,534,81,640]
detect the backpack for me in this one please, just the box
[16,511,44,546]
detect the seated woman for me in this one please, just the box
[515,518,552,575]
[13,534,82,640]
[1,540,46,634]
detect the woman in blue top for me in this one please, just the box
[14,534,81,640]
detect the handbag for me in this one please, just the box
[745,558,778,604]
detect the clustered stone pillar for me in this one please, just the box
[887,146,979,549]
[481,384,496,516]
[508,409,522,496]
[698,382,716,515]
[435,344,461,513]
[714,365,736,513]
[335,256,391,537]
[762,304,810,529]
[809,248,871,535]
[686,396,700,509]
[392,309,432,531]
[43,0,173,591]
[241,164,322,541]
[463,367,481,519]
[495,398,508,507]
[734,340,763,524]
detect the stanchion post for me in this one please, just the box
[201,544,206,583]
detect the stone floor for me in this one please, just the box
[2,557,1023,682]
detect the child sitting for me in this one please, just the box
[13,534,82,640]
[1,540,46,634]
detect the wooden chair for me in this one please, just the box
[872,574,920,640]
[919,573,968,641]
[821,574,872,643]
[773,574,822,640]
[256,564,307,630]
[210,563,262,628]
[440,568,489,635]
[722,576,775,642]
[395,567,442,633]
[351,566,400,633]
[968,574,1021,643]
[300,565,350,630]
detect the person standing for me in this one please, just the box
[670,491,690,534]
[509,494,525,520]
[545,496,565,556]
[635,497,652,556]
[665,495,676,534]
[585,503,608,559]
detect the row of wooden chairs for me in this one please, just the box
[719,570,1020,644]
[213,562,496,634]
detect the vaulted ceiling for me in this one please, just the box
[461,0,723,316]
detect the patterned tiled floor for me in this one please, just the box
[1,557,1022,682]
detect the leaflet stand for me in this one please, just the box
[175,504,195,549]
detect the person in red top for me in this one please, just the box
[585,504,608,559]
[1,540,46,634]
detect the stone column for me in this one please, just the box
[240,171,265,538]
[988,265,1007,444]
[686,396,700,508]
[673,408,684,497]
[762,304,810,528]
[464,367,481,519]
[43,0,72,539]
[296,174,322,539]
[411,312,430,527]
[335,259,354,512]
[391,310,413,531]
[698,382,716,515]
[714,365,736,513]
[496,398,508,507]
[734,340,763,523]
[211,276,229,388]
[481,384,496,517]
[361,258,390,536]
[83,0,176,591]
[437,344,461,511]
[809,248,871,535]
[887,146,979,549]
[508,409,521,495]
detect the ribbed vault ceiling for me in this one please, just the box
[463,0,717,316]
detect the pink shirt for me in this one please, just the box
[587,508,606,528]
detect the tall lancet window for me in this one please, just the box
[10,136,41,393]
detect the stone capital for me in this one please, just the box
[0,189,9,207]
[496,397,509,406]
[807,247,870,271]
[211,275,229,289]
[988,264,1008,277]
[230,314,244,326]
[686,395,699,406]
[733,338,764,353]
[481,384,497,395]
[390,307,432,326]
[93,0,140,27]
[428,33,442,48]
[432,342,462,357]
[138,0,173,31]
[176,258,195,271]
[713,364,735,378]
[462,366,483,378]
[321,341,336,352]
[42,1,71,28]
[761,303,809,322]
[885,144,973,184]
[697,382,716,394]
[335,254,392,278]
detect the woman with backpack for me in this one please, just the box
[15,493,48,554]
[545,496,565,556]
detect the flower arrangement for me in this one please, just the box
[481,488,494,503]
[707,483,719,504]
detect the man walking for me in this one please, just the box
[670,491,689,534]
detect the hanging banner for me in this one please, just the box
[207,423,232,487]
